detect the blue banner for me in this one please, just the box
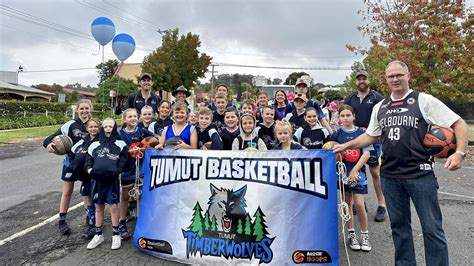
[134,149,339,265]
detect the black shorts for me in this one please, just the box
[91,179,120,205]
[61,157,79,182]
[367,143,382,167]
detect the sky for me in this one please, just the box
[0,0,469,88]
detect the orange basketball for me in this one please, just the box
[423,127,456,158]
[344,149,361,163]
[140,136,160,149]
[322,141,342,161]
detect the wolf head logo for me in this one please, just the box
[207,184,247,233]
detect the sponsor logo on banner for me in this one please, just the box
[292,250,332,264]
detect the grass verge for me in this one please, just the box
[0,125,58,143]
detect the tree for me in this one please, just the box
[244,213,252,236]
[189,202,204,237]
[203,210,211,231]
[210,215,217,231]
[95,76,138,106]
[284,72,309,85]
[252,207,269,241]
[142,29,212,92]
[347,1,473,100]
[237,219,243,234]
[96,59,120,83]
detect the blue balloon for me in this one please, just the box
[91,17,115,46]
[112,33,135,62]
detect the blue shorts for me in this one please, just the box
[61,157,79,182]
[121,170,142,187]
[344,184,368,194]
[91,179,120,205]
[80,179,91,197]
[367,143,382,167]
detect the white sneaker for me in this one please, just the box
[87,234,104,250]
[111,235,121,250]
[348,232,361,251]
[360,233,372,252]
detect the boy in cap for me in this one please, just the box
[284,93,307,132]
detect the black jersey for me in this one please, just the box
[197,125,223,150]
[285,110,306,132]
[294,124,330,150]
[376,91,431,178]
[220,128,240,150]
[212,111,226,131]
[344,90,384,128]
[149,116,173,136]
[256,123,277,149]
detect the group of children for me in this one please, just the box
[45,91,374,252]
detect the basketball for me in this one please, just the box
[51,135,73,155]
[128,142,142,158]
[164,137,183,149]
[344,149,361,163]
[202,142,212,150]
[322,141,342,161]
[244,147,258,151]
[423,127,456,158]
[140,136,160,149]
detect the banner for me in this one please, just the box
[134,149,339,265]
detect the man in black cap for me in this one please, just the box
[344,69,386,222]
[124,73,161,114]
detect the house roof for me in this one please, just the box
[0,80,55,97]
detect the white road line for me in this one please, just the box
[0,202,84,246]
[462,166,474,170]
[439,191,474,200]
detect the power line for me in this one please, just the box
[101,0,158,29]
[201,48,363,59]
[213,62,351,70]
[21,67,96,73]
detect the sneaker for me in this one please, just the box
[360,234,372,252]
[58,221,70,235]
[374,206,386,222]
[348,232,361,251]
[82,225,95,240]
[119,224,131,240]
[87,234,104,250]
[111,235,121,250]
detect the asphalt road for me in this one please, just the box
[0,140,473,265]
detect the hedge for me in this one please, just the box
[0,114,71,130]
[0,100,105,116]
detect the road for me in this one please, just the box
[0,140,473,265]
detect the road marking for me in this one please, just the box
[0,202,84,246]
[439,191,474,200]
[462,166,474,170]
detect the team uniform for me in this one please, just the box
[331,127,373,194]
[148,116,173,137]
[70,135,99,198]
[284,109,306,132]
[163,123,195,146]
[366,89,460,265]
[125,92,161,114]
[86,125,128,205]
[293,124,330,150]
[197,125,224,150]
[119,127,154,187]
[272,142,306,150]
[344,90,385,166]
[255,122,277,149]
[219,127,240,150]
[43,118,89,182]
[212,111,226,131]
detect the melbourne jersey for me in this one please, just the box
[375,91,431,178]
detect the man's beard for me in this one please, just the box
[357,85,368,92]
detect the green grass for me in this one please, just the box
[0,125,59,143]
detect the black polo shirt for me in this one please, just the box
[344,90,384,128]
[125,91,161,114]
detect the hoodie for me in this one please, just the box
[231,113,267,150]
[85,123,128,183]
[293,123,330,150]
[70,134,99,181]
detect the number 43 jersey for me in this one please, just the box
[373,91,432,178]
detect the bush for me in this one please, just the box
[0,114,70,130]
[0,100,104,116]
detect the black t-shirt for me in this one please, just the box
[344,90,384,128]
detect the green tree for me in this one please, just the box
[142,29,212,92]
[244,213,252,236]
[96,59,120,83]
[237,219,243,234]
[189,202,204,237]
[252,207,269,241]
[210,215,217,231]
[203,210,211,231]
[284,72,309,85]
[347,1,473,100]
[95,76,138,107]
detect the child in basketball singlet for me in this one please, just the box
[157,102,197,149]
[330,105,373,252]
[220,107,240,150]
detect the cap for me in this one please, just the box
[355,70,368,78]
[172,85,191,97]
[295,78,309,87]
[294,93,308,102]
[140,73,152,80]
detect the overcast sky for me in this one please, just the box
[1,0,471,88]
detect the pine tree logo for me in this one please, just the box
[182,184,275,263]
